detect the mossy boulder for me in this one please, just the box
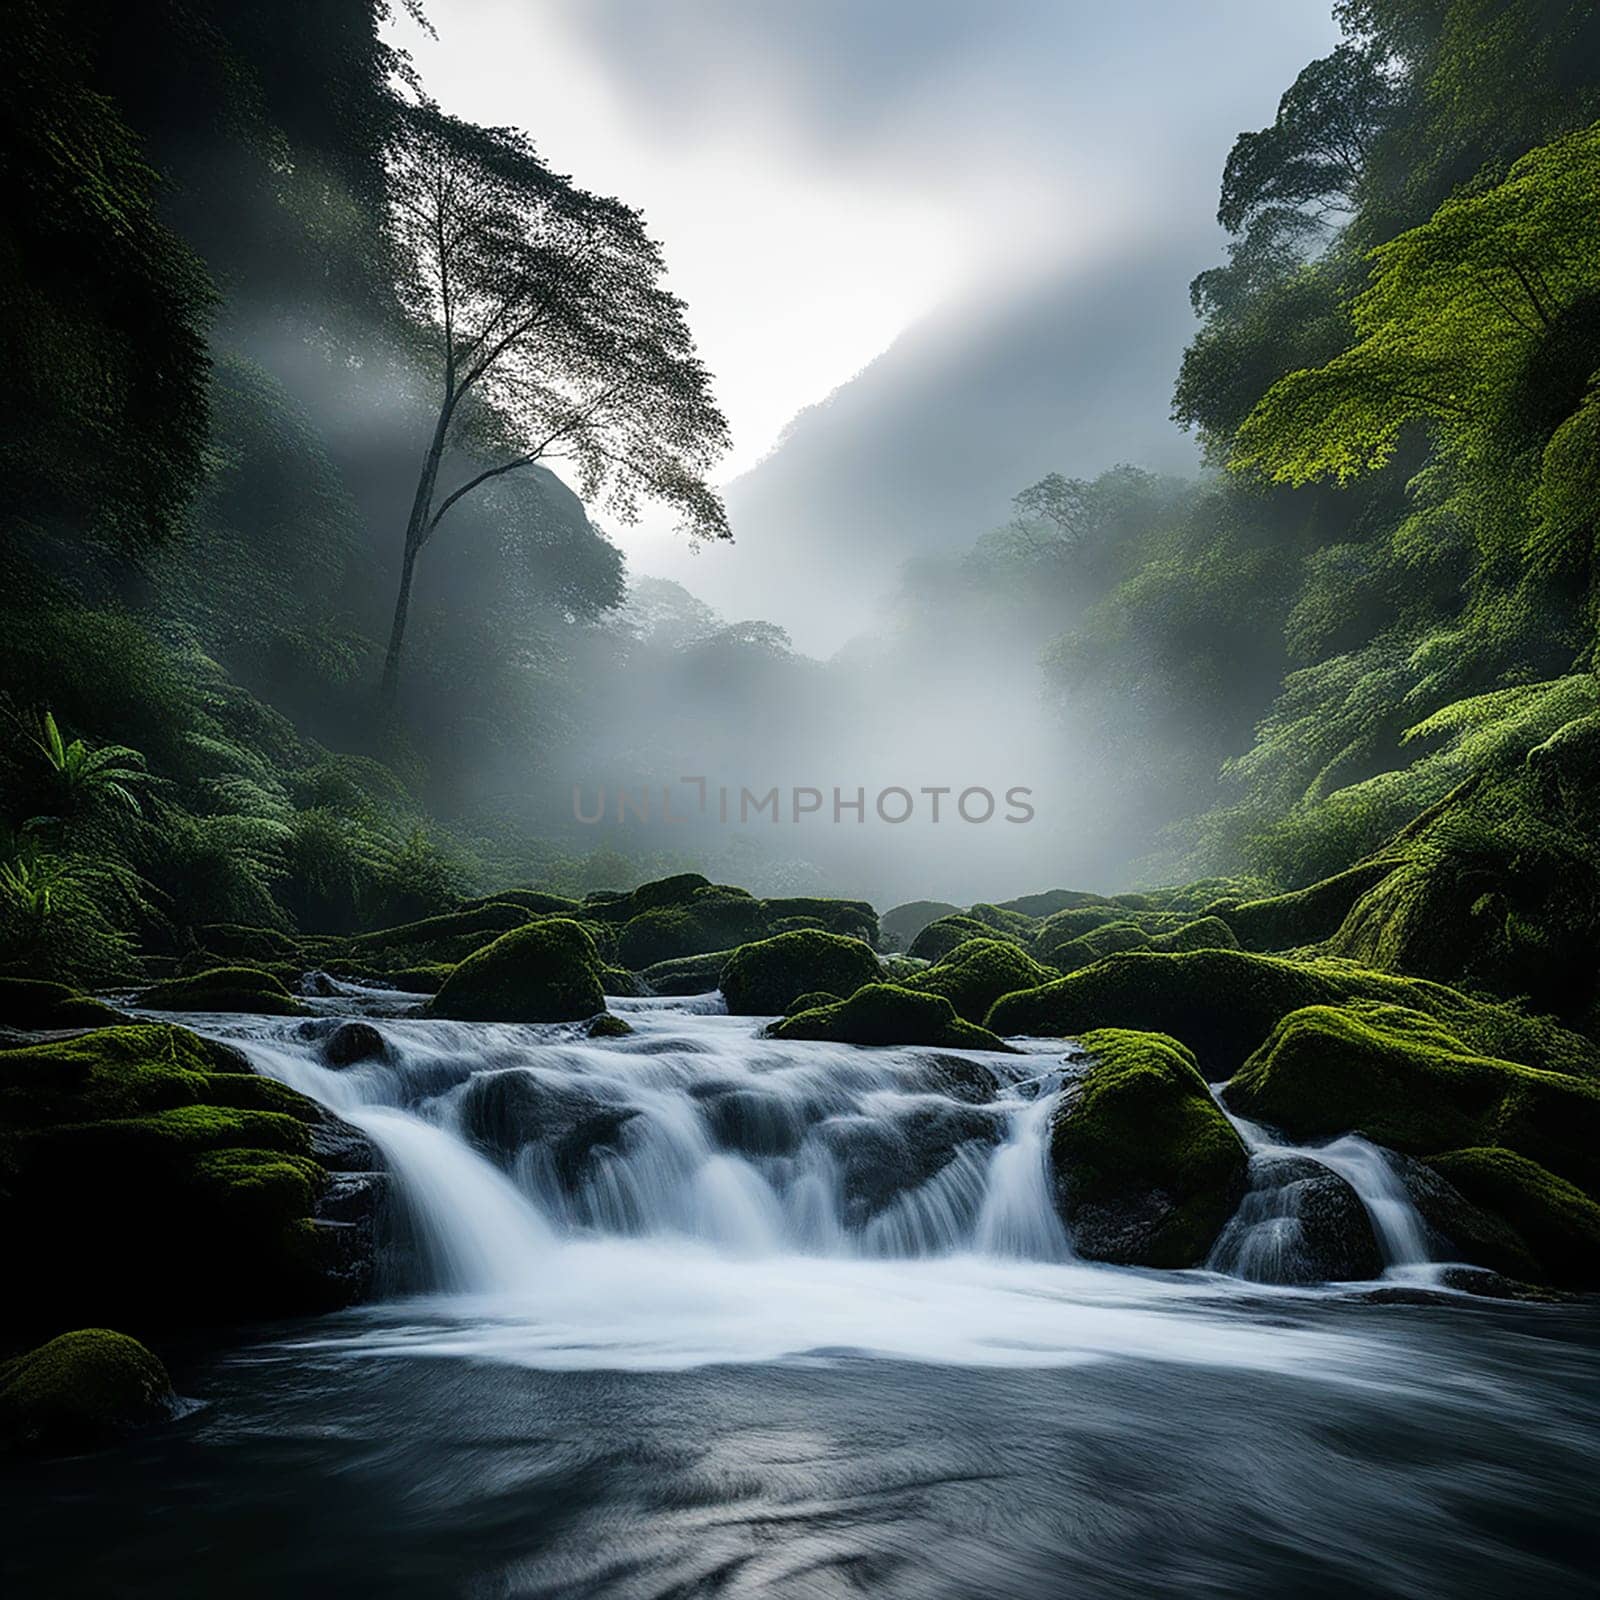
[1146,917,1240,954]
[0,977,125,1031]
[382,962,455,994]
[1042,921,1152,975]
[137,966,307,1016]
[1425,1147,1600,1289]
[347,903,531,967]
[996,889,1111,918]
[600,964,650,997]
[640,948,737,996]
[1223,1004,1600,1196]
[908,915,1013,963]
[769,984,1010,1051]
[760,896,879,943]
[0,1024,378,1329]
[196,923,302,963]
[615,907,699,968]
[1050,1029,1248,1267]
[966,902,1039,941]
[1217,861,1399,952]
[428,919,606,1023]
[586,1013,634,1039]
[784,989,842,1016]
[720,930,882,1016]
[1,1330,174,1449]
[463,888,584,916]
[906,938,1056,1024]
[985,948,1600,1079]
[880,900,961,950]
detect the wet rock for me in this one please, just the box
[299,970,343,998]
[816,1103,1002,1226]
[1209,1154,1382,1285]
[322,1020,388,1068]
[457,1068,624,1163]
[1384,1150,1540,1280]
[913,1053,1000,1104]
[703,1088,814,1158]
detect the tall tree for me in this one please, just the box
[379,105,731,705]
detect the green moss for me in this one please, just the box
[0,1025,364,1329]
[966,902,1040,941]
[1223,1003,1600,1195]
[197,923,302,962]
[615,907,698,968]
[720,930,882,1015]
[427,918,606,1022]
[138,965,306,1016]
[0,977,125,1031]
[1426,1147,1600,1288]
[1219,860,1399,951]
[463,889,584,916]
[995,889,1111,918]
[769,984,1010,1050]
[1050,1028,1248,1267]
[768,915,827,934]
[640,948,738,996]
[346,903,531,966]
[759,897,878,942]
[905,938,1055,1024]
[784,989,841,1016]
[1041,921,1152,974]
[880,900,961,949]
[599,964,650,997]
[908,915,1016,962]
[1146,917,1240,954]
[985,948,1600,1079]
[0,1330,172,1448]
[383,962,455,994]
[586,1013,634,1038]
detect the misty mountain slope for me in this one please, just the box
[657,236,1207,653]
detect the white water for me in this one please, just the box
[183,991,1449,1377]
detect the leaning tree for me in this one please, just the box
[379,105,730,705]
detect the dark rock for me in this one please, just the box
[1384,1149,1540,1280]
[322,1020,388,1068]
[913,1053,1000,1104]
[300,970,343,998]
[1209,1154,1382,1285]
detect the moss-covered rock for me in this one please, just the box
[760,896,879,944]
[382,962,455,994]
[1217,861,1399,952]
[768,984,1010,1050]
[1041,921,1152,974]
[196,923,302,963]
[985,948,1600,1079]
[966,902,1040,941]
[0,977,126,1031]
[1146,917,1240,954]
[1223,1004,1600,1195]
[0,1024,378,1329]
[784,989,842,1016]
[0,1330,173,1449]
[599,964,650,997]
[880,900,961,950]
[615,907,699,968]
[908,915,1014,962]
[1050,1029,1248,1267]
[586,1013,634,1039]
[996,889,1111,918]
[1031,906,1131,948]
[1425,1147,1600,1289]
[428,919,606,1022]
[137,966,307,1016]
[720,930,882,1016]
[640,948,737,996]
[347,903,532,967]
[905,938,1055,1024]
[463,888,584,916]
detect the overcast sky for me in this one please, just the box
[386,2,1341,642]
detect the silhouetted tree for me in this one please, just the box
[379,105,730,704]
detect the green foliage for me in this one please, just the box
[1050,1029,1248,1267]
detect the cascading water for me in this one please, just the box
[174,985,1451,1373]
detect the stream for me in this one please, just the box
[5,988,1597,1597]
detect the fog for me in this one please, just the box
[181,1,1342,908]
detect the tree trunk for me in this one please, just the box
[378,408,451,710]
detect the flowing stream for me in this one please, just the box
[6,987,1597,1598]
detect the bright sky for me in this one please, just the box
[385,2,1340,488]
